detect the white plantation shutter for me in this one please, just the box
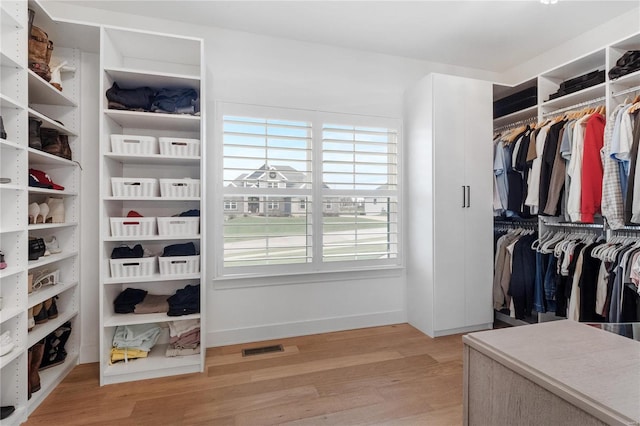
[321,124,399,262]
[222,113,313,268]
[219,103,401,276]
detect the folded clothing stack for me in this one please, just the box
[106,83,199,115]
[113,288,171,314]
[113,284,199,316]
[166,319,200,357]
[162,242,197,257]
[167,284,200,316]
[110,323,161,364]
[111,243,144,259]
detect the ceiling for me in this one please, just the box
[57,1,639,73]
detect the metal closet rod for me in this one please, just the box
[542,96,606,117]
[543,221,604,229]
[494,115,538,132]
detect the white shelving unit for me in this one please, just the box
[0,1,29,424]
[491,32,640,325]
[99,26,205,386]
[0,0,97,422]
[24,0,84,418]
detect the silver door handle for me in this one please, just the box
[466,186,470,208]
[462,186,466,208]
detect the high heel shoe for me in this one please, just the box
[36,203,49,224]
[46,197,64,223]
[28,203,40,225]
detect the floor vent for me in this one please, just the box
[242,344,284,357]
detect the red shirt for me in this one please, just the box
[580,113,606,223]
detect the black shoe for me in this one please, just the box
[0,406,15,420]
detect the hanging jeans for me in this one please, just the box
[543,255,558,313]
[533,252,547,313]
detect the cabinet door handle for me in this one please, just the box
[462,185,466,208]
[466,186,471,208]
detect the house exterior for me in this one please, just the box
[225,164,340,216]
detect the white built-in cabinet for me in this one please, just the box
[99,27,205,385]
[0,0,97,423]
[404,73,494,338]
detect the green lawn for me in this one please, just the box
[224,215,386,240]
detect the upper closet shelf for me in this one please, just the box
[1,4,24,29]
[493,105,538,127]
[28,147,78,167]
[0,50,22,70]
[541,82,606,111]
[28,70,77,107]
[28,109,77,136]
[0,138,25,151]
[104,68,200,90]
[105,109,200,132]
[104,153,200,166]
[610,69,640,93]
[0,93,26,110]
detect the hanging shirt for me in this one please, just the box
[625,110,640,223]
[614,105,635,198]
[580,113,606,223]
[566,115,590,222]
[494,138,508,214]
[539,121,567,216]
[601,105,627,230]
[525,123,551,214]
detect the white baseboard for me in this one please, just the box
[206,310,407,347]
[432,323,493,337]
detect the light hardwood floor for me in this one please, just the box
[25,324,465,425]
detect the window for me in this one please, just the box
[224,200,237,210]
[219,103,400,276]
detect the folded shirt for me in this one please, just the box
[114,288,148,314]
[166,344,200,357]
[168,319,200,337]
[133,294,170,314]
[110,347,149,364]
[112,323,161,352]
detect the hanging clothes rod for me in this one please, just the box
[611,224,640,231]
[543,221,604,229]
[541,96,606,117]
[493,115,538,133]
[611,85,640,99]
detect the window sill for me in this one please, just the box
[212,265,405,289]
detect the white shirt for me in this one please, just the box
[566,115,589,222]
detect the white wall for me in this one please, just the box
[43,2,506,359]
[44,2,640,360]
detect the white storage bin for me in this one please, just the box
[111,135,158,155]
[157,217,199,236]
[159,255,200,275]
[111,178,159,197]
[110,217,157,237]
[110,256,157,278]
[159,178,200,198]
[158,137,200,157]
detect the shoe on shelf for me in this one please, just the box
[29,340,45,395]
[44,236,61,255]
[28,202,40,225]
[28,237,46,261]
[0,250,6,270]
[46,197,65,223]
[28,307,35,331]
[44,296,58,319]
[0,330,14,356]
[37,202,49,224]
[32,269,59,291]
[28,273,33,294]
[33,303,48,325]
[0,406,15,420]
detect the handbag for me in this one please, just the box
[40,128,72,160]
[28,25,53,81]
